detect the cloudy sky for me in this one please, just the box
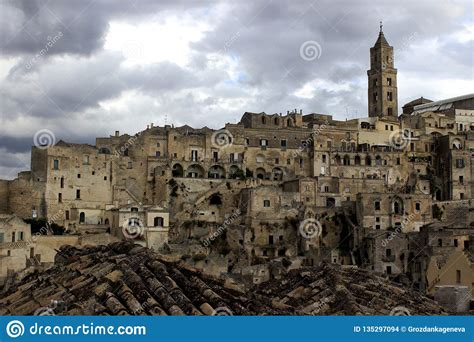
[0,0,473,179]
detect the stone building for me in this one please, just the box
[0,27,472,307]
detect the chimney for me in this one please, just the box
[115,131,119,137]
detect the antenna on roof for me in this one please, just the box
[380,21,383,32]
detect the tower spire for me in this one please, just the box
[380,21,383,33]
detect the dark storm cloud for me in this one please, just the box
[0,0,472,179]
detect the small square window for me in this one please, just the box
[263,200,270,207]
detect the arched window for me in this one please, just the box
[343,155,350,166]
[365,155,371,166]
[261,116,266,124]
[354,155,361,165]
[79,212,85,223]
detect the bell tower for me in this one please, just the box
[367,22,398,119]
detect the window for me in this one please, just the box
[65,210,70,220]
[324,186,329,193]
[245,138,250,145]
[456,159,464,168]
[327,141,332,149]
[154,217,164,227]
[438,239,442,247]
[386,266,392,275]
[286,159,291,165]
[322,155,327,163]
[19,232,24,241]
[280,140,287,148]
[410,142,414,151]
[213,151,218,162]
[386,249,392,257]
[83,155,90,164]
[376,217,380,222]
[155,151,161,157]
[12,232,15,242]
[260,139,268,147]
[0,233,4,243]
[456,270,461,284]
[269,235,274,245]
[127,162,132,169]
[263,200,270,207]
[454,239,458,247]
[388,107,393,116]
[396,158,400,165]
[459,176,464,184]
[76,189,81,199]
[373,79,377,87]
[131,207,138,212]
[375,201,380,211]
[53,159,59,170]
[415,202,421,211]
[60,177,64,188]
[275,158,279,164]
[191,150,198,161]
[387,78,392,86]
[104,176,107,181]
[79,212,85,223]
[299,158,304,168]
[156,142,160,147]
[390,125,393,131]
[58,193,62,203]
[77,174,81,179]
[385,125,388,130]
[460,193,464,199]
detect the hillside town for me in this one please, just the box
[0,27,473,315]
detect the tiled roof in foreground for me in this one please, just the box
[0,242,444,316]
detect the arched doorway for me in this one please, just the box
[208,165,226,179]
[186,164,205,178]
[79,212,85,224]
[172,164,184,177]
[255,168,266,179]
